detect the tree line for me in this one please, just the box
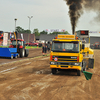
[16,26,70,36]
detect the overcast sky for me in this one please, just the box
[0,0,99,34]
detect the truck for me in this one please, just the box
[50,30,94,76]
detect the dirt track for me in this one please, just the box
[0,49,100,100]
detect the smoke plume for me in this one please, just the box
[84,0,100,24]
[64,0,100,34]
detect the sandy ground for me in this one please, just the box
[0,49,100,100]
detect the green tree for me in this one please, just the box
[40,30,47,34]
[16,26,24,33]
[33,29,40,36]
[24,29,31,34]
[16,26,31,33]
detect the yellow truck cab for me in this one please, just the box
[50,30,94,76]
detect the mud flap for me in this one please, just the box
[88,58,94,69]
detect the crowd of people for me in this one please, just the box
[42,41,51,56]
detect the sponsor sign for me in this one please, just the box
[21,34,23,39]
[89,31,100,33]
[3,33,8,46]
[45,29,65,33]
[58,34,75,39]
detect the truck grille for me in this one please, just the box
[53,56,77,62]
[61,66,68,67]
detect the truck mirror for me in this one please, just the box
[82,44,85,49]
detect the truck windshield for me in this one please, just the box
[12,41,23,46]
[52,41,79,53]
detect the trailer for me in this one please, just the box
[0,48,18,59]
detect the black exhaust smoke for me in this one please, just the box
[64,0,100,34]
[64,0,83,34]
[84,0,100,24]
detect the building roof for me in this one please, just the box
[89,33,100,37]
[40,34,57,41]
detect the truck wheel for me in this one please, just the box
[15,55,17,59]
[51,69,57,74]
[20,49,25,58]
[25,54,28,57]
[77,70,81,76]
[25,49,29,57]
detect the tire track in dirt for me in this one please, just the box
[0,50,100,100]
[0,48,43,65]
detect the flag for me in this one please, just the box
[10,32,12,38]
[83,71,93,80]
[21,34,23,39]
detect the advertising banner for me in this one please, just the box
[89,31,100,33]
[45,29,65,33]
[3,33,8,46]
[21,34,23,39]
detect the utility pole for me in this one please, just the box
[14,18,17,32]
[14,18,17,48]
[28,16,33,43]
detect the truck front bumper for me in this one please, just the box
[50,62,82,71]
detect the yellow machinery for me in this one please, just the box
[50,30,94,76]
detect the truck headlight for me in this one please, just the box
[75,63,80,66]
[50,62,56,65]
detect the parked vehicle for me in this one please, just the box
[93,42,100,49]
[26,42,39,46]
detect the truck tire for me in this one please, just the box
[77,70,81,76]
[20,49,25,58]
[15,55,18,59]
[25,49,29,57]
[51,69,57,74]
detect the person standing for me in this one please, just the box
[82,38,86,43]
[47,41,50,52]
[42,44,45,56]
[45,45,48,56]
[42,44,47,56]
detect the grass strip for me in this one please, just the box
[25,46,39,49]
[0,46,41,49]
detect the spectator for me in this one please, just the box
[45,45,47,56]
[82,38,86,43]
[42,44,45,56]
[42,44,47,56]
[47,41,51,52]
